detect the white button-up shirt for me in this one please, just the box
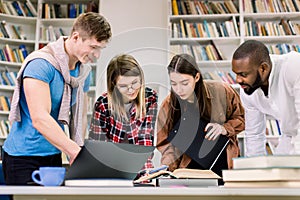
[240,51,300,156]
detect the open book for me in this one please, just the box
[134,168,220,183]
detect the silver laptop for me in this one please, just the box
[64,140,155,184]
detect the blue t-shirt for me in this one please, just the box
[3,58,90,156]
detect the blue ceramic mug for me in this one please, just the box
[32,167,66,186]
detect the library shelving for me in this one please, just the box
[0,0,99,142]
[168,0,300,155]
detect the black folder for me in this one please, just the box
[167,113,229,169]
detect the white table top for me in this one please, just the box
[1,186,300,195]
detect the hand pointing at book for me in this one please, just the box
[205,123,227,140]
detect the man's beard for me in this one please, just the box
[242,71,263,95]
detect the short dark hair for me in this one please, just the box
[72,12,112,42]
[232,40,271,66]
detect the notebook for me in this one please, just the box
[64,140,155,186]
[167,115,229,169]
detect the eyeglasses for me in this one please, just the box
[117,80,141,92]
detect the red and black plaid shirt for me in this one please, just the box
[89,87,158,169]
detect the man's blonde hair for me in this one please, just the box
[71,12,111,42]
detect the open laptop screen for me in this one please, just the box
[65,140,155,180]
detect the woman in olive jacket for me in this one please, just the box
[156,54,245,184]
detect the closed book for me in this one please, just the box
[0,96,9,111]
[11,1,25,16]
[0,120,8,138]
[158,177,218,187]
[19,45,28,59]
[87,1,98,13]
[23,2,33,17]
[68,4,76,18]
[11,25,22,39]
[233,155,300,169]
[224,181,300,188]
[1,72,10,86]
[0,72,5,85]
[222,168,300,182]
[280,19,292,35]
[65,179,134,187]
[9,72,17,86]
[25,0,37,16]
[5,72,15,86]
[0,21,9,38]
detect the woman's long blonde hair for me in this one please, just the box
[106,54,146,120]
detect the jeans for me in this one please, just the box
[2,151,62,185]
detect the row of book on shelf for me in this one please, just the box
[267,43,300,54]
[171,0,238,15]
[244,19,300,37]
[41,2,98,19]
[244,0,300,13]
[0,68,96,88]
[0,119,10,138]
[170,42,300,63]
[171,17,239,38]
[39,25,67,42]
[0,68,95,89]
[170,41,224,62]
[0,20,27,40]
[0,44,28,63]
[0,0,99,19]
[0,0,37,17]
[223,154,300,187]
[0,70,17,87]
[0,94,93,117]
[203,70,237,84]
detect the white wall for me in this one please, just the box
[98,0,169,167]
[97,0,169,101]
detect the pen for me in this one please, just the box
[148,165,168,174]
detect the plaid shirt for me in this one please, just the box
[89,87,158,169]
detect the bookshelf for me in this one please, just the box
[168,0,300,156]
[0,0,99,142]
[168,0,300,83]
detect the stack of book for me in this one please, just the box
[222,155,300,187]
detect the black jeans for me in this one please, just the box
[2,151,62,185]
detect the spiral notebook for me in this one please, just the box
[65,140,155,186]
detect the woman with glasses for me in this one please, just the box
[89,54,158,169]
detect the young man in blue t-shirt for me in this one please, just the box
[2,12,111,185]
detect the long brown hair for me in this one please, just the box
[165,54,211,134]
[106,54,146,120]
